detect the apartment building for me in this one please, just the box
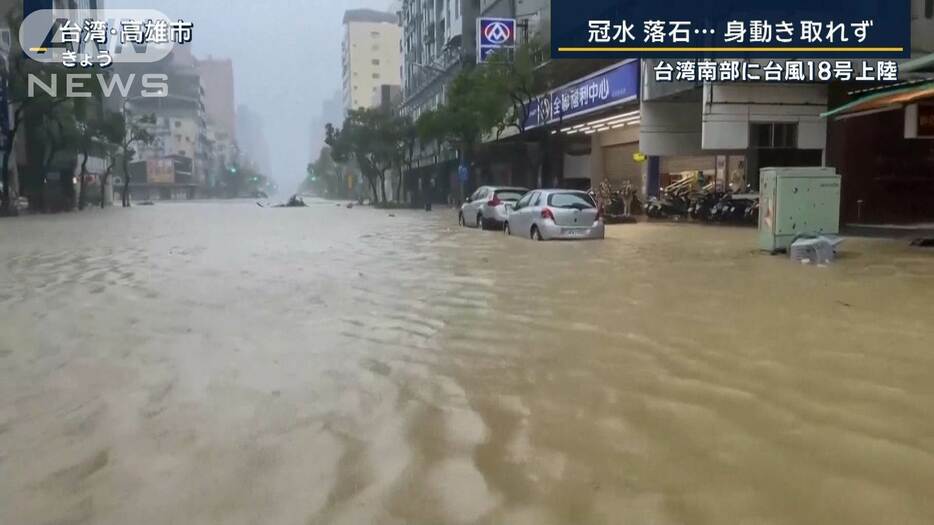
[399,0,479,120]
[123,47,209,201]
[198,57,237,143]
[342,9,402,112]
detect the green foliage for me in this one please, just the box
[326,107,404,204]
[1,5,71,211]
[118,110,157,206]
[414,110,442,144]
[220,161,267,197]
[303,146,343,197]
[414,66,510,153]
[483,42,543,136]
[73,93,124,209]
[0,3,140,212]
[393,116,417,203]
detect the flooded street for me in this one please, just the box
[2,200,934,524]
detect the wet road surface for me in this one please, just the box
[2,200,934,524]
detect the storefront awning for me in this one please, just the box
[822,81,934,120]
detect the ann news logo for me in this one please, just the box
[19,2,185,66]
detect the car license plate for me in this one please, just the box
[562,228,585,236]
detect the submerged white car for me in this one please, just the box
[458,186,529,230]
[504,189,605,240]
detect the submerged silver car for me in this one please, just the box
[458,186,529,230]
[504,189,605,240]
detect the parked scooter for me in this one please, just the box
[645,189,691,218]
[744,198,759,224]
[706,192,759,225]
[688,191,722,221]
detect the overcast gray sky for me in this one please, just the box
[112,0,389,193]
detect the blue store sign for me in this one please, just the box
[525,59,640,129]
[477,18,516,63]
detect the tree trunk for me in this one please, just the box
[1,116,22,215]
[100,170,110,208]
[368,178,378,205]
[39,145,57,213]
[78,150,89,210]
[122,155,130,207]
[378,173,387,204]
[1,144,12,215]
[394,165,402,204]
[459,144,474,204]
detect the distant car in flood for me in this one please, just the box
[458,186,529,230]
[504,189,605,241]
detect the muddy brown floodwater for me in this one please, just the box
[1,200,934,524]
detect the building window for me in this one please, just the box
[372,73,380,79]
[371,31,380,37]
[927,0,933,18]
[372,59,380,65]
[751,123,798,149]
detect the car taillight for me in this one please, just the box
[487,195,502,207]
[541,208,555,221]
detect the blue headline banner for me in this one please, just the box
[525,59,639,129]
[24,0,53,18]
[551,0,911,59]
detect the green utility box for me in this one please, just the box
[758,167,841,253]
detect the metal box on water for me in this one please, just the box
[758,167,841,253]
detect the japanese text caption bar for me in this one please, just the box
[551,0,910,59]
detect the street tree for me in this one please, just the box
[325,107,397,204]
[95,138,122,208]
[1,5,74,214]
[20,95,80,211]
[116,109,157,207]
[95,112,126,208]
[482,39,571,188]
[220,160,267,197]
[391,115,417,205]
[304,146,340,197]
[73,91,126,210]
[414,65,510,194]
[483,41,543,138]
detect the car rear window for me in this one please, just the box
[495,190,526,201]
[548,192,596,209]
